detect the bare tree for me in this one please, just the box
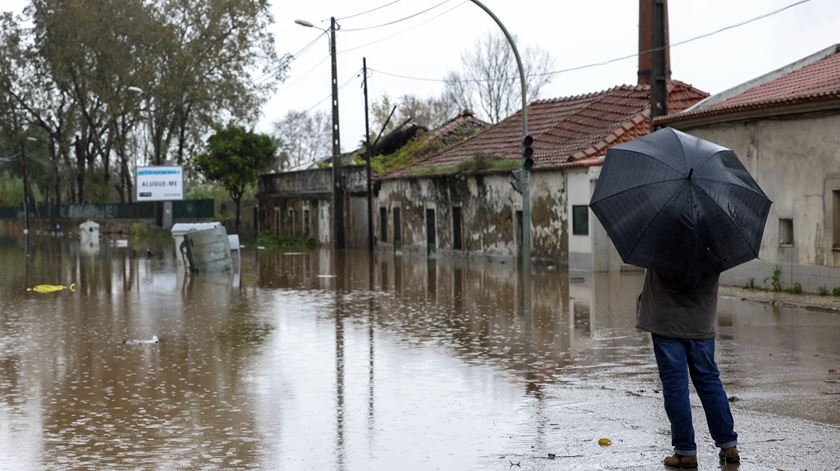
[444,32,555,123]
[272,110,330,169]
[371,93,459,136]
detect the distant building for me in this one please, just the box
[256,111,488,247]
[657,43,840,291]
[376,82,707,265]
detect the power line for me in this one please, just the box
[304,68,363,113]
[341,0,453,32]
[367,0,812,84]
[534,0,812,79]
[339,0,469,54]
[275,54,331,93]
[337,0,407,21]
[275,0,468,94]
[255,30,328,86]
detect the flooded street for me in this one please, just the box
[1,236,839,470]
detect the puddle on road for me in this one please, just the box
[0,237,838,469]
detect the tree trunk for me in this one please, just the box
[234,194,242,233]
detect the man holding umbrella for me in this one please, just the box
[590,127,771,468]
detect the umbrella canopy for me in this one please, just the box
[589,127,771,285]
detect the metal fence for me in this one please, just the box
[0,199,215,220]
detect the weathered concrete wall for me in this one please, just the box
[256,165,370,247]
[675,112,840,291]
[376,170,568,263]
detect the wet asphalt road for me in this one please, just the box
[0,236,838,470]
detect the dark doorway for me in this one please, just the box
[426,208,436,256]
[452,206,462,250]
[379,207,387,243]
[393,208,401,252]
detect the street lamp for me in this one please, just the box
[295,17,345,249]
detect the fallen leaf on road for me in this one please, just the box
[728,396,740,402]
[598,438,612,446]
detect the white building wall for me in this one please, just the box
[676,112,840,291]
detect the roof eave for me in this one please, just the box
[657,97,840,128]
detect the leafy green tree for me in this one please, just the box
[195,124,276,231]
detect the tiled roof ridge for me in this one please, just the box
[424,109,489,141]
[387,79,708,176]
[556,80,705,161]
[528,84,644,106]
[657,90,840,125]
[525,79,699,106]
[660,43,840,124]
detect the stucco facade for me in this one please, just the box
[376,170,568,263]
[256,165,370,247]
[670,114,840,291]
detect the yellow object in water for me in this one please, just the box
[27,283,76,293]
[598,437,612,447]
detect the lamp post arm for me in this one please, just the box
[467,0,527,140]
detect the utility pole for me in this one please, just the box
[330,16,346,249]
[363,57,374,252]
[650,0,668,123]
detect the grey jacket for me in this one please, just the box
[636,270,719,339]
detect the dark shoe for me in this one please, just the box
[663,453,697,469]
[719,446,740,463]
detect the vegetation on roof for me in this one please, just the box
[352,124,483,175]
[407,156,521,177]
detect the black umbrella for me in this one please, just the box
[589,127,771,285]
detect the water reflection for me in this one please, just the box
[0,237,838,469]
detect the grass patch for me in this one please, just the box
[764,265,782,292]
[256,233,315,250]
[408,157,522,177]
[783,282,802,294]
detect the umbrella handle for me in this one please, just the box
[688,168,694,180]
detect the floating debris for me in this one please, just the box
[28,283,76,294]
[598,437,612,446]
[123,335,159,345]
[829,368,837,374]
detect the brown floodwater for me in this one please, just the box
[1,235,838,470]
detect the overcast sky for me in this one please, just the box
[4,0,839,152]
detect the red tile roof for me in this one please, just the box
[658,44,840,125]
[388,80,707,177]
[421,110,490,147]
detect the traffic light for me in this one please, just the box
[522,134,534,170]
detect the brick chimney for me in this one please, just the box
[638,0,671,86]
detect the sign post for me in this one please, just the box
[136,166,184,229]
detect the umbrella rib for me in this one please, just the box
[695,150,728,172]
[695,150,768,198]
[625,183,685,263]
[693,176,767,199]
[590,177,684,204]
[694,184,760,258]
[613,148,684,175]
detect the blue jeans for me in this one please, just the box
[652,334,738,455]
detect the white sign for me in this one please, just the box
[136,166,184,201]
